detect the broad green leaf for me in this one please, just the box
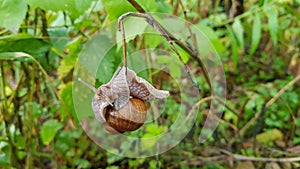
[156,0,172,13]
[197,25,225,53]
[250,14,261,56]
[0,0,27,32]
[40,119,63,145]
[101,0,136,21]
[136,0,157,12]
[266,7,278,47]
[232,18,244,48]
[144,33,164,48]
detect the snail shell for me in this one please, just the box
[86,66,169,134]
[104,98,147,133]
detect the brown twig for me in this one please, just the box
[118,19,127,71]
[118,12,203,91]
[178,0,199,56]
[240,74,300,135]
[220,149,300,163]
[127,0,146,13]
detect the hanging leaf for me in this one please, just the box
[40,119,63,145]
[266,7,278,47]
[226,25,238,70]
[250,14,262,56]
[232,18,244,49]
[0,0,27,33]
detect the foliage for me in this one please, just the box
[0,0,299,168]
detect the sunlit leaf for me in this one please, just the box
[265,6,278,47]
[0,0,27,32]
[232,18,244,48]
[144,33,164,48]
[256,129,283,144]
[60,82,76,121]
[40,119,63,145]
[250,14,261,56]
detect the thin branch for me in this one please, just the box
[127,0,146,13]
[178,0,199,56]
[118,12,209,91]
[180,155,227,166]
[126,0,211,89]
[220,149,300,163]
[118,20,128,70]
[240,74,300,135]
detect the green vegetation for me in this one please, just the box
[0,0,299,168]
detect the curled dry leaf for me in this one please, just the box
[92,67,169,123]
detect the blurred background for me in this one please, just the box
[0,0,299,168]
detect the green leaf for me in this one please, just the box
[169,62,181,79]
[136,0,157,12]
[156,0,172,13]
[0,144,10,167]
[256,129,283,144]
[101,0,136,21]
[40,119,63,145]
[232,18,244,48]
[116,17,148,47]
[250,14,262,56]
[197,25,225,53]
[0,34,51,56]
[60,83,76,121]
[157,55,172,64]
[266,6,278,47]
[25,0,95,18]
[144,33,164,48]
[226,25,238,70]
[142,124,167,149]
[157,55,182,78]
[57,36,81,79]
[0,0,27,32]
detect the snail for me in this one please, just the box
[79,67,169,134]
